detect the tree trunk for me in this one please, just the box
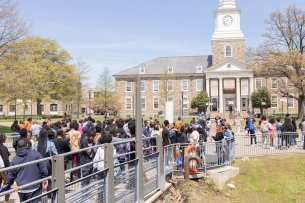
[297,94,305,119]
[23,103,26,122]
[260,108,263,116]
[36,98,41,115]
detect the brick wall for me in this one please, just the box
[212,40,245,65]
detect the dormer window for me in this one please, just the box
[226,45,232,57]
[196,65,203,72]
[168,66,173,73]
[139,67,145,74]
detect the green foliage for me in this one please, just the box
[250,87,271,115]
[190,91,209,113]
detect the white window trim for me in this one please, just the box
[271,95,278,108]
[196,64,203,73]
[167,80,173,92]
[153,80,159,92]
[141,97,146,110]
[183,96,188,109]
[288,97,294,108]
[125,97,132,110]
[167,66,174,73]
[141,81,146,92]
[153,97,159,110]
[286,78,294,89]
[50,104,58,112]
[139,67,145,74]
[125,81,132,92]
[196,79,203,91]
[255,78,262,90]
[225,45,233,57]
[181,80,188,91]
[271,78,278,89]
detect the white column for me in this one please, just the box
[249,77,254,113]
[236,78,241,113]
[219,78,223,114]
[206,78,210,97]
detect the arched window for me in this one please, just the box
[226,45,232,57]
[50,104,58,112]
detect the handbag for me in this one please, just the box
[0,155,4,168]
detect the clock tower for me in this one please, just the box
[211,0,245,65]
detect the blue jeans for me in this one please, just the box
[206,127,210,135]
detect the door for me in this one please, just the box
[212,99,217,111]
[242,98,247,111]
[225,98,233,111]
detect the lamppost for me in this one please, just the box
[132,95,135,119]
[181,92,184,121]
[261,97,266,116]
[285,88,289,114]
[88,90,92,116]
[70,95,73,121]
[14,95,17,121]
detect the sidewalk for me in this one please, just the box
[0,191,19,203]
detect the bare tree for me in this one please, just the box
[0,0,30,57]
[159,68,174,110]
[247,5,305,117]
[74,58,91,117]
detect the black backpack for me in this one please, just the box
[199,131,208,142]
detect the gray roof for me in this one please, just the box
[113,55,212,77]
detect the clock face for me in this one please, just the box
[223,15,233,26]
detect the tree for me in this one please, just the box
[74,58,91,118]
[0,0,29,57]
[247,5,305,118]
[93,66,121,114]
[0,36,78,116]
[190,91,209,113]
[250,87,271,115]
[159,69,174,109]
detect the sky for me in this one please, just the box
[16,0,304,86]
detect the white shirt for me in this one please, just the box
[30,124,42,135]
[93,147,116,171]
[190,131,199,143]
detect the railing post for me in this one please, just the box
[52,155,65,203]
[156,135,165,191]
[135,76,144,202]
[104,143,115,203]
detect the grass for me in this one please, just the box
[0,124,12,133]
[175,154,305,203]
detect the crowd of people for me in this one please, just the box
[2,113,303,202]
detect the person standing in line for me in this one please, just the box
[53,129,71,170]
[6,139,48,202]
[30,120,42,142]
[25,117,32,132]
[67,121,81,180]
[276,119,283,149]
[206,118,211,136]
[212,125,224,166]
[247,118,256,146]
[19,121,25,129]
[267,118,276,149]
[162,120,171,165]
[260,116,269,148]
[281,118,295,149]
[0,133,10,203]
[235,116,240,135]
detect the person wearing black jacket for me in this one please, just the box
[281,118,295,148]
[0,133,10,203]
[212,125,224,165]
[117,122,127,138]
[54,129,71,170]
[13,128,32,152]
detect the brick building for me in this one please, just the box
[114,0,299,119]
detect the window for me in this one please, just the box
[168,66,173,73]
[196,65,203,72]
[183,96,188,109]
[141,98,146,109]
[226,45,232,57]
[153,97,159,109]
[196,79,203,91]
[126,81,132,92]
[50,104,57,112]
[40,105,44,112]
[168,97,173,102]
[126,115,131,119]
[126,98,132,110]
[288,97,294,108]
[153,81,159,92]
[9,105,15,112]
[139,67,145,74]
[167,81,173,91]
[141,81,146,92]
[287,81,294,88]
[271,78,278,89]
[0,105,3,113]
[255,79,262,89]
[181,80,188,91]
[271,95,278,108]
[25,105,28,110]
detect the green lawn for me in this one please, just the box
[0,125,12,133]
[177,154,305,203]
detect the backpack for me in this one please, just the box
[199,130,208,142]
[260,122,269,133]
[248,122,255,132]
